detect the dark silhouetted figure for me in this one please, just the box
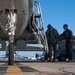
[46,24,59,62]
[60,24,73,61]
[35,53,39,58]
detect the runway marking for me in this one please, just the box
[7,64,22,72]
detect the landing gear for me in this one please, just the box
[8,35,15,65]
[5,11,17,65]
[8,42,14,65]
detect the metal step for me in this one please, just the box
[35,14,41,18]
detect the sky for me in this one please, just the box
[37,0,75,35]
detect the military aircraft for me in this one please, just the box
[0,0,48,65]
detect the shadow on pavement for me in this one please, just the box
[19,66,38,72]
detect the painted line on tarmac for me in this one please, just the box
[7,64,22,72]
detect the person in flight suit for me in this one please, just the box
[60,24,73,61]
[46,24,59,62]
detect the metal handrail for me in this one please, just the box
[33,1,49,52]
[34,1,44,30]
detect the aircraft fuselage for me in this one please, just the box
[0,0,33,39]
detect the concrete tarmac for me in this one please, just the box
[0,62,75,75]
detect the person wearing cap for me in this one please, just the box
[60,24,73,61]
[46,24,59,62]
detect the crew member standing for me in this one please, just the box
[46,24,59,62]
[60,24,73,61]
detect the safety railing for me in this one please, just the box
[32,1,49,52]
